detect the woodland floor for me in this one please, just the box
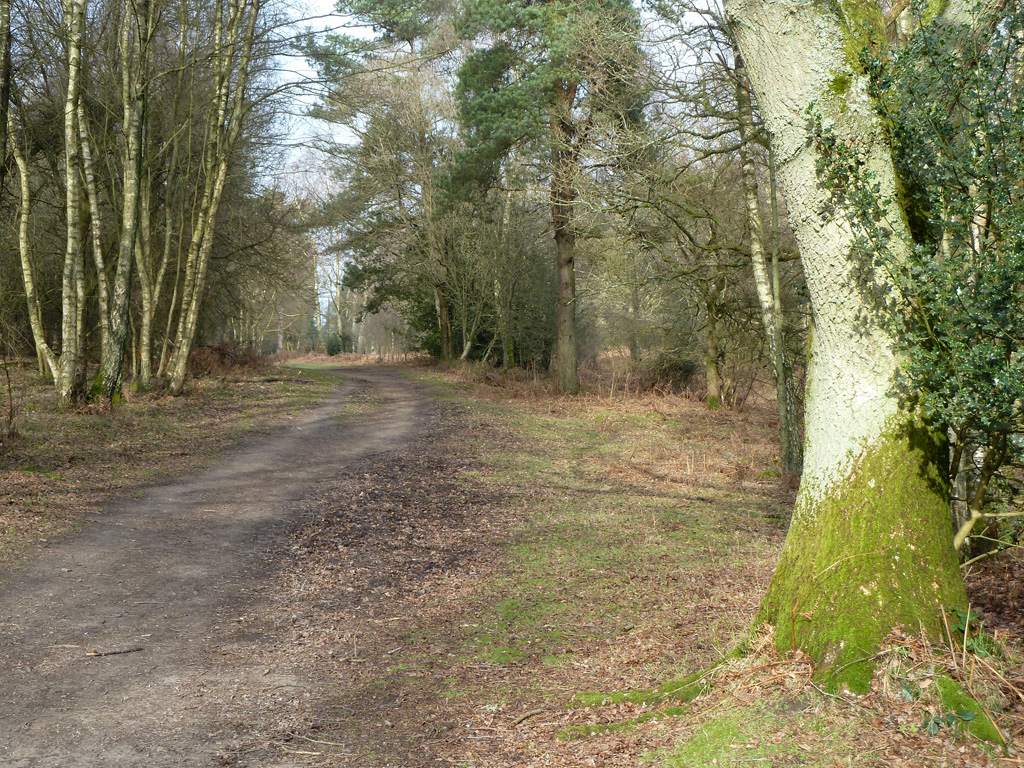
[0,359,1022,767]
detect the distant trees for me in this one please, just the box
[304,0,562,370]
[301,0,811,436]
[2,0,316,404]
[455,0,647,393]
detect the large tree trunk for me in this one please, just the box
[733,53,802,475]
[725,0,966,692]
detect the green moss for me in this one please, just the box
[837,0,886,73]
[920,0,949,23]
[934,676,1006,748]
[756,417,967,693]
[829,72,852,97]
[570,665,719,709]
[558,706,691,741]
[655,709,801,767]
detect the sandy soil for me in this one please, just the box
[0,367,428,768]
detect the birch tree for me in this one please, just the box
[166,0,265,395]
[95,0,153,401]
[22,0,92,408]
[721,0,992,690]
[732,53,801,473]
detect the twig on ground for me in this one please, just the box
[85,647,144,657]
[289,732,351,749]
[512,708,545,726]
[808,681,879,714]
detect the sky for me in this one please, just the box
[271,0,371,192]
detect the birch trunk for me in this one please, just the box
[167,0,262,395]
[154,0,190,380]
[135,172,160,386]
[96,0,150,402]
[733,53,802,475]
[724,0,966,691]
[77,104,110,355]
[10,114,58,378]
[56,0,88,408]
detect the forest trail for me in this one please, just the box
[0,367,429,768]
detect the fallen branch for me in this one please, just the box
[512,708,545,726]
[86,647,144,657]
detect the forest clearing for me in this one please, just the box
[0,361,1021,766]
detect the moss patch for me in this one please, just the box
[558,706,691,741]
[651,697,858,768]
[756,418,967,693]
[837,0,886,72]
[934,676,1006,748]
[571,666,719,709]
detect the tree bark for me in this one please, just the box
[725,0,966,691]
[705,276,723,410]
[551,85,579,395]
[435,288,454,361]
[56,0,89,409]
[97,0,150,402]
[77,104,110,356]
[10,113,59,379]
[733,53,802,475]
[167,0,262,395]
[0,0,12,198]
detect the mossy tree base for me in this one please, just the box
[757,418,967,693]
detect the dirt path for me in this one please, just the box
[0,367,431,768]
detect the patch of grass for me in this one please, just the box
[383,369,1018,767]
[559,705,691,741]
[640,679,885,768]
[448,396,780,674]
[571,666,720,709]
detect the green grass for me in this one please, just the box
[387,369,1014,766]
[646,691,882,767]
[399,371,785,710]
